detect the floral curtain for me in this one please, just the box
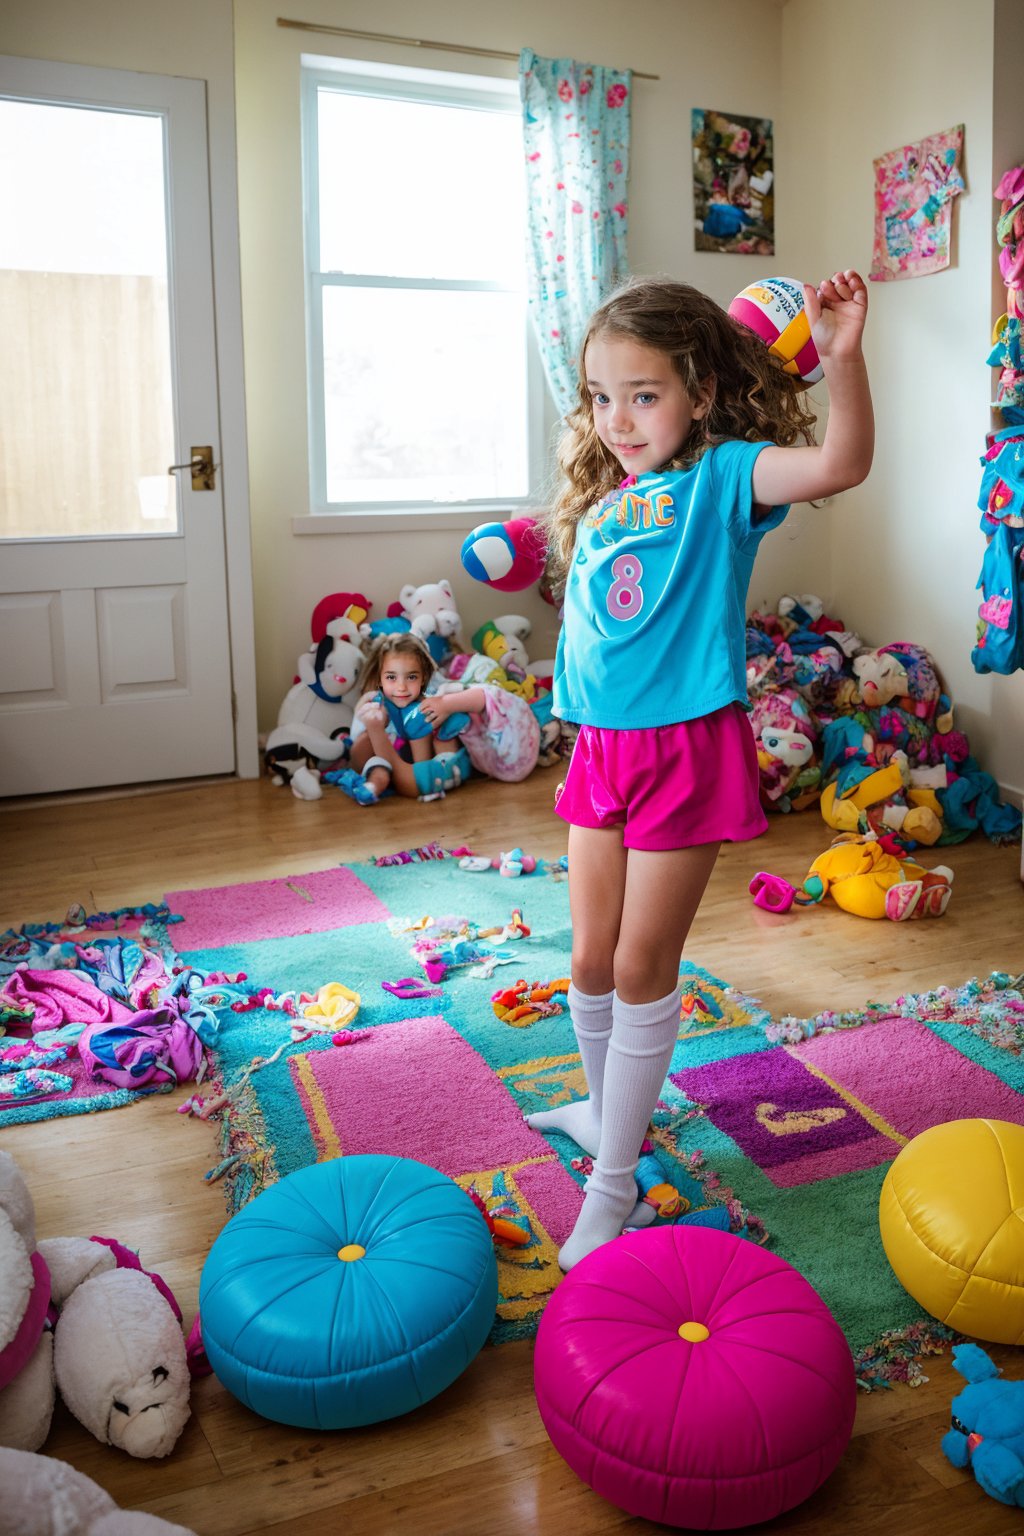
[519,48,631,417]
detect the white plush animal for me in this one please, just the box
[0,1152,190,1461]
[399,580,462,642]
[263,615,366,799]
[490,613,556,679]
[0,1447,198,1535]
[56,1267,190,1459]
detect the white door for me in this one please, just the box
[0,57,234,796]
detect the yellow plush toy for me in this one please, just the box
[819,762,944,845]
[750,832,953,921]
[805,833,953,919]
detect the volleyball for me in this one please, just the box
[460,516,547,592]
[728,276,824,385]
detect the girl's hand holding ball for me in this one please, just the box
[803,270,868,363]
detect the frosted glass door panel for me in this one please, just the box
[0,99,176,539]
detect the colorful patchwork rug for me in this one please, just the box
[165,846,1024,1386]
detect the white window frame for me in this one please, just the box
[297,55,548,533]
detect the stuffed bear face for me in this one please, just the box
[295,632,365,698]
[490,613,532,670]
[399,581,461,638]
[852,649,910,707]
[853,643,940,713]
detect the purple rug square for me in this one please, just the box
[674,1047,876,1171]
[164,867,389,947]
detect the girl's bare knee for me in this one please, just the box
[613,946,680,1005]
[571,941,614,997]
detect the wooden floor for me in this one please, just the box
[2,771,1023,1536]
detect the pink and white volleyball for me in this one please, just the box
[728,276,824,385]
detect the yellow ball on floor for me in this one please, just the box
[879,1118,1024,1344]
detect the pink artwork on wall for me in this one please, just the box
[869,124,964,282]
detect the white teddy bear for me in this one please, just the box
[263,614,367,799]
[399,580,462,643]
[0,1152,190,1461]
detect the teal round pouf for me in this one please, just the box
[199,1154,498,1429]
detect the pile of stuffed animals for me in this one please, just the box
[264,584,559,799]
[0,1149,199,1532]
[742,592,1024,923]
[746,593,1022,853]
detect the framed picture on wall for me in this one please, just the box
[692,108,774,255]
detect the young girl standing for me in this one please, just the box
[527,270,873,1269]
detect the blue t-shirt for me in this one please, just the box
[552,439,789,729]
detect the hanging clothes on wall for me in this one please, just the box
[971,165,1024,677]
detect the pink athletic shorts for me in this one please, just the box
[554,704,768,851]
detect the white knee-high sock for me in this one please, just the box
[525,983,612,1157]
[558,987,681,1271]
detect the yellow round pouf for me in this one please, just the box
[879,1118,1024,1344]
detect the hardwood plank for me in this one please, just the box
[2,775,1022,1536]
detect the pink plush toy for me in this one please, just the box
[397,580,462,644]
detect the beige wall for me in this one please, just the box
[235,0,831,727]
[782,0,1022,799]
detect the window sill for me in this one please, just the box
[292,507,534,535]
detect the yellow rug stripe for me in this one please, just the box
[785,1046,908,1148]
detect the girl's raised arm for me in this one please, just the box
[751,269,874,508]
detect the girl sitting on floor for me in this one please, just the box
[340,633,484,804]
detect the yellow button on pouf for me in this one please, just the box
[677,1321,710,1342]
[337,1244,365,1262]
[879,1118,1024,1344]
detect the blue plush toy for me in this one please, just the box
[941,1343,1024,1507]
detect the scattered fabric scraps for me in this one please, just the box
[492,978,571,1027]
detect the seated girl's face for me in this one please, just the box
[380,653,425,708]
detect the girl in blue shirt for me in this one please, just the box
[527,271,873,1268]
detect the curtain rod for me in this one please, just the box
[276,18,659,80]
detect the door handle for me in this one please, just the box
[168,446,216,490]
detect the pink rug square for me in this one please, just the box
[165,867,389,948]
[291,1014,547,1175]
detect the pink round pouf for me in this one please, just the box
[534,1226,856,1529]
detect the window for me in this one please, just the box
[301,57,544,518]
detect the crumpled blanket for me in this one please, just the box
[3,968,132,1034]
[78,1005,203,1090]
[458,685,540,783]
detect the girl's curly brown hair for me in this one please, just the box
[543,277,817,582]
